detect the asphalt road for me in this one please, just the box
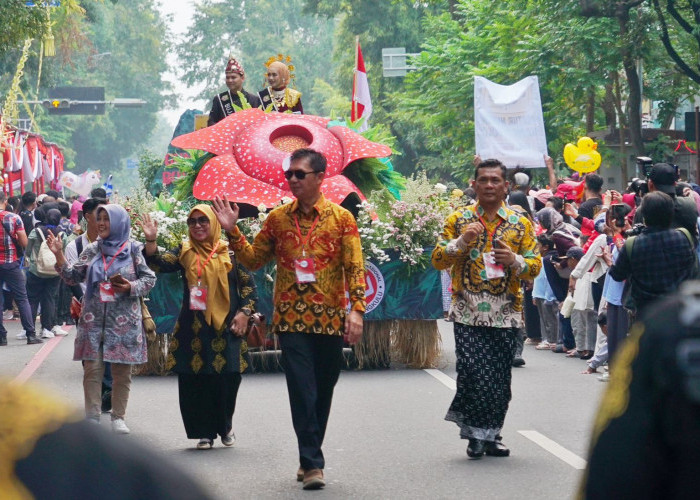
[1,318,606,499]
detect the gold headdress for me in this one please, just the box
[264,54,296,88]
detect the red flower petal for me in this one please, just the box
[171,108,268,155]
[328,125,392,169]
[321,175,366,206]
[235,116,343,187]
[193,155,288,206]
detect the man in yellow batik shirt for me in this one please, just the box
[212,148,365,491]
[432,158,541,459]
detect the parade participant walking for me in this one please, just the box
[432,158,541,459]
[25,208,68,339]
[213,148,365,490]
[47,205,156,434]
[0,192,41,346]
[207,56,261,127]
[140,205,257,450]
[258,60,303,113]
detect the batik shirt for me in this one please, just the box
[432,202,541,329]
[228,194,366,336]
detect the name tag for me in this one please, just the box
[294,257,316,283]
[483,252,505,280]
[189,285,208,311]
[99,282,116,303]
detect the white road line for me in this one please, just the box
[423,369,456,391]
[518,430,588,470]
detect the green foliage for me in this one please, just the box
[169,150,214,202]
[0,1,47,57]
[645,134,675,163]
[137,149,163,192]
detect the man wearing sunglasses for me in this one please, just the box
[213,148,366,491]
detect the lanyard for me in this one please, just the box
[294,214,320,257]
[101,241,129,279]
[195,241,220,284]
[476,213,503,249]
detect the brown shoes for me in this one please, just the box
[302,468,325,490]
[296,467,304,482]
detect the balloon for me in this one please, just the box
[563,137,601,173]
[57,170,102,197]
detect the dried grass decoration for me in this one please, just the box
[134,334,169,376]
[391,320,442,369]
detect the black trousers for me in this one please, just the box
[178,372,242,440]
[26,272,60,332]
[278,332,344,470]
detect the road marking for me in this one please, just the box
[424,368,456,391]
[518,430,588,470]
[14,335,66,384]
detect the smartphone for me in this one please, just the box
[109,273,123,283]
[610,203,627,228]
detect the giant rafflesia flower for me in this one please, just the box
[170,108,392,207]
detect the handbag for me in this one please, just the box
[560,294,576,318]
[140,297,157,342]
[131,246,156,342]
[245,313,266,349]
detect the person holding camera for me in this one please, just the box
[633,162,698,245]
[609,191,699,319]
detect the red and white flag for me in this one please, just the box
[352,41,372,132]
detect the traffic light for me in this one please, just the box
[47,87,105,115]
[42,99,71,109]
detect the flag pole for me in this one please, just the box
[352,35,359,122]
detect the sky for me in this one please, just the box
[155,0,205,128]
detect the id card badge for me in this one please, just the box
[99,281,116,303]
[483,251,505,280]
[189,284,208,310]
[294,257,317,283]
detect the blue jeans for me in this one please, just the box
[0,261,36,339]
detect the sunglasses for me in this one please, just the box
[186,216,210,227]
[284,170,317,180]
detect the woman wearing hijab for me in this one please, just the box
[258,60,303,113]
[140,205,257,450]
[24,207,68,339]
[46,205,156,434]
[536,207,580,257]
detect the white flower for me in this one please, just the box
[434,183,447,194]
[257,203,267,213]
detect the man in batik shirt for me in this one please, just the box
[432,158,541,459]
[213,148,365,491]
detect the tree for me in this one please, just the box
[0,1,47,58]
[651,0,700,85]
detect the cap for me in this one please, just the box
[649,163,677,194]
[566,246,584,260]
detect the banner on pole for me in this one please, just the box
[474,76,548,169]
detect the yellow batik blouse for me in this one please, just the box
[228,194,366,336]
[432,202,541,329]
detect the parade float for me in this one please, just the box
[131,107,467,374]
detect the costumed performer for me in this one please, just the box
[258,60,303,114]
[207,56,262,127]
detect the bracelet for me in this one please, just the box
[145,239,157,243]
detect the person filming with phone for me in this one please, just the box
[432,158,541,459]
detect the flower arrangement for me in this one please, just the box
[355,172,459,269]
[117,187,193,249]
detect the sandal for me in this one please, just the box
[535,341,552,350]
[565,349,580,358]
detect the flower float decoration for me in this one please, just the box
[169,108,393,207]
[563,136,601,174]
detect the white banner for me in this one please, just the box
[474,76,548,169]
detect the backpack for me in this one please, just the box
[36,229,62,276]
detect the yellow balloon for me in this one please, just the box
[563,137,601,173]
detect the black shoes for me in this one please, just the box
[512,357,526,367]
[467,439,486,458]
[0,338,7,346]
[485,439,510,457]
[26,336,43,345]
[467,438,510,459]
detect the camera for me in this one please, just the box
[636,156,654,178]
[625,223,645,237]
